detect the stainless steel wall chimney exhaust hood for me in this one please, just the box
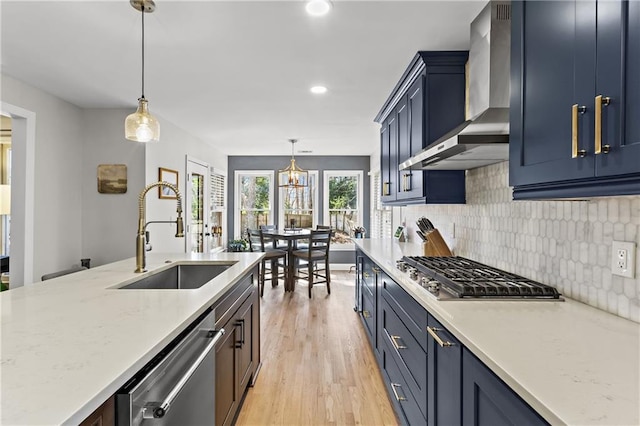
[400,1,511,171]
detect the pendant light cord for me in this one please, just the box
[141,6,145,99]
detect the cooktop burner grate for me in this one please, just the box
[401,256,561,299]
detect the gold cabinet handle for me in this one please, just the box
[404,173,411,192]
[363,310,371,318]
[391,383,407,401]
[383,182,390,196]
[427,326,454,348]
[372,267,381,273]
[390,335,407,350]
[363,271,370,278]
[595,95,611,154]
[571,104,587,158]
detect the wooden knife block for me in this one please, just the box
[422,229,453,257]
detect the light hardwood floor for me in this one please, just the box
[235,271,398,426]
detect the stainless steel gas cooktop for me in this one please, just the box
[397,256,563,301]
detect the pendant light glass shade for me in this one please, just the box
[278,139,308,188]
[125,98,160,142]
[125,0,160,143]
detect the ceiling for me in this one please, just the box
[1,1,486,157]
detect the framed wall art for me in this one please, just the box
[97,164,127,194]
[158,167,178,199]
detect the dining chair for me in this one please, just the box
[259,224,288,249]
[247,228,287,296]
[291,229,332,298]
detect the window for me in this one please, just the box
[279,171,318,229]
[370,170,392,239]
[323,171,363,248]
[234,171,274,239]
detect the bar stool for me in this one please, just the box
[247,228,287,296]
[292,229,332,298]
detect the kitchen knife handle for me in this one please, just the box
[427,326,454,348]
[571,104,587,158]
[594,95,611,155]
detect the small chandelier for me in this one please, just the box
[278,139,309,188]
[125,0,160,143]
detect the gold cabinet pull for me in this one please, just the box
[383,182,390,196]
[404,173,411,192]
[391,383,407,401]
[363,310,371,318]
[571,104,587,158]
[427,326,454,348]
[390,335,407,350]
[372,267,381,273]
[363,271,370,278]
[595,95,611,154]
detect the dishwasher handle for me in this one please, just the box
[143,328,225,419]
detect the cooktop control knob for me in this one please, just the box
[408,268,419,280]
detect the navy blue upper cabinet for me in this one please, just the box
[376,52,467,206]
[510,0,640,199]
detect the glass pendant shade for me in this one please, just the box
[125,98,160,142]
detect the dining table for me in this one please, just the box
[261,228,311,292]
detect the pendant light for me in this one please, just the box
[278,139,309,188]
[125,0,160,143]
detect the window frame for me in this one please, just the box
[322,170,363,250]
[234,170,275,239]
[278,170,319,229]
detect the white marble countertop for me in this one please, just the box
[0,252,263,425]
[355,239,640,426]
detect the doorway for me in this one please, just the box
[0,103,35,287]
[185,157,226,253]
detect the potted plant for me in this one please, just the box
[228,238,248,252]
[353,226,366,239]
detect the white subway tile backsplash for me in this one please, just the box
[403,161,640,323]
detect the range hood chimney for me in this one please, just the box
[400,1,511,171]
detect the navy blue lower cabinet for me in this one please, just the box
[427,314,461,426]
[462,348,548,426]
[382,338,427,426]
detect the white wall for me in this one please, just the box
[81,109,146,267]
[1,74,84,284]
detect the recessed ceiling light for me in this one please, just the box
[306,0,332,17]
[310,86,328,94]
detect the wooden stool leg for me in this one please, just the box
[260,260,266,297]
[308,261,313,298]
[326,260,331,295]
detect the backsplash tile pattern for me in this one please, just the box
[402,161,640,323]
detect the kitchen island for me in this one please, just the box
[356,239,639,425]
[0,252,263,425]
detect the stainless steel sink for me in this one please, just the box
[119,263,234,290]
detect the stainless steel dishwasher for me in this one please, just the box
[116,308,224,425]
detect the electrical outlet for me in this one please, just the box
[611,241,636,278]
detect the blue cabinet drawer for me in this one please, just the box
[382,300,427,420]
[361,290,375,344]
[381,273,428,352]
[382,337,427,426]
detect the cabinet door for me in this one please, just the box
[427,315,461,426]
[596,0,640,176]
[236,293,255,393]
[80,396,114,426]
[398,77,425,201]
[380,116,397,203]
[462,348,548,426]
[510,0,596,187]
[215,326,238,426]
